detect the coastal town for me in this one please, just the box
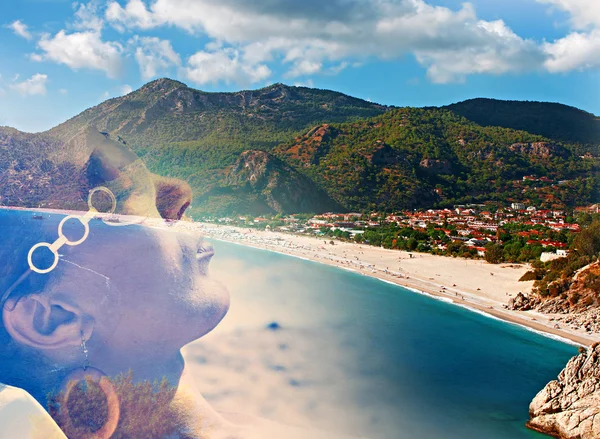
[166,201,598,347]
[198,201,596,264]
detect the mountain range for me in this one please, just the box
[1,78,598,216]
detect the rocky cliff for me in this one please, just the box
[509,142,569,159]
[509,262,600,334]
[195,150,341,215]
[528,343,600,439]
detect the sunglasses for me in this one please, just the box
[0,186,143,310]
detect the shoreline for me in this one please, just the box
[196,223,598,347]
[4,206,595,346]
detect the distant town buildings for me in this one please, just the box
[207,200,589,261]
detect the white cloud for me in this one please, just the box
[293,79,315,87]
[132,36,181,79]
[59,88,68,94]
[106,0,157,31]
[11,74,48,96]
[536,0,600,74]
[326,62,349,76]
[537,0,600,29]
[285,60,322,78]
[7,20,32,40]
[73,1,104,32]
[544,29,600,72]
[106,0,549,84]
[120,84,133,95]
[183,48,271,86]
[34,30,123,78]
[415,19,545,83]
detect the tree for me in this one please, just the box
[407,237,418,251]
[485,243,504,264]
[572,221,600,257]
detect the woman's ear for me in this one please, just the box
[2,295,93,350]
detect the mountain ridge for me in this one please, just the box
[445,97,600,146]
[1,79,598,215]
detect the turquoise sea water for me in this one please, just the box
[0,206,575,439]
[209,239,579,439]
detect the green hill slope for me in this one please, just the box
[275,108,598,211]
[445,98,600,147]
[47,78,387,215]
[2,80,598,216]
[48,78,387,173]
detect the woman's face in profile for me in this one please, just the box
[56,224,230,360]
[32,137,230,373]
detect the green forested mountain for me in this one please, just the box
[196,150,342,215]
[46,78,386,214]
[2,79,599,216]
[49,78,386,177]
[275,108,598,211]
[445,98,600,147]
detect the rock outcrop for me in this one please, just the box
[223,150,340,214]
[551,311,600,334]
[506,292,540,311]
[528,343,600,439]
[419,158,453,174]
[509,141,569,159]
[275,124,339,167]
[518,262,600,334]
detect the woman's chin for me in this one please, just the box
[181,278,230,341]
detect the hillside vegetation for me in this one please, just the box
[46,79,387,215]
[275,108,598,212]
[446,98,600,147]
[0,79,597,216]
[49,79,386,179]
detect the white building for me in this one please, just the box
[540,251,569,262]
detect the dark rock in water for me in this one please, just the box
[527,342,600,439]
[266,322,281,331]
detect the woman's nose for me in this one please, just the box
[153,176,193,220]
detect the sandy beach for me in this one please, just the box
[7,205,597,346]
[187,222,598,347]
[4,207,591,438]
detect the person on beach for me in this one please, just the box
[0,130,353,439]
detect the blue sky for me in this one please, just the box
[0,0,599,132]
